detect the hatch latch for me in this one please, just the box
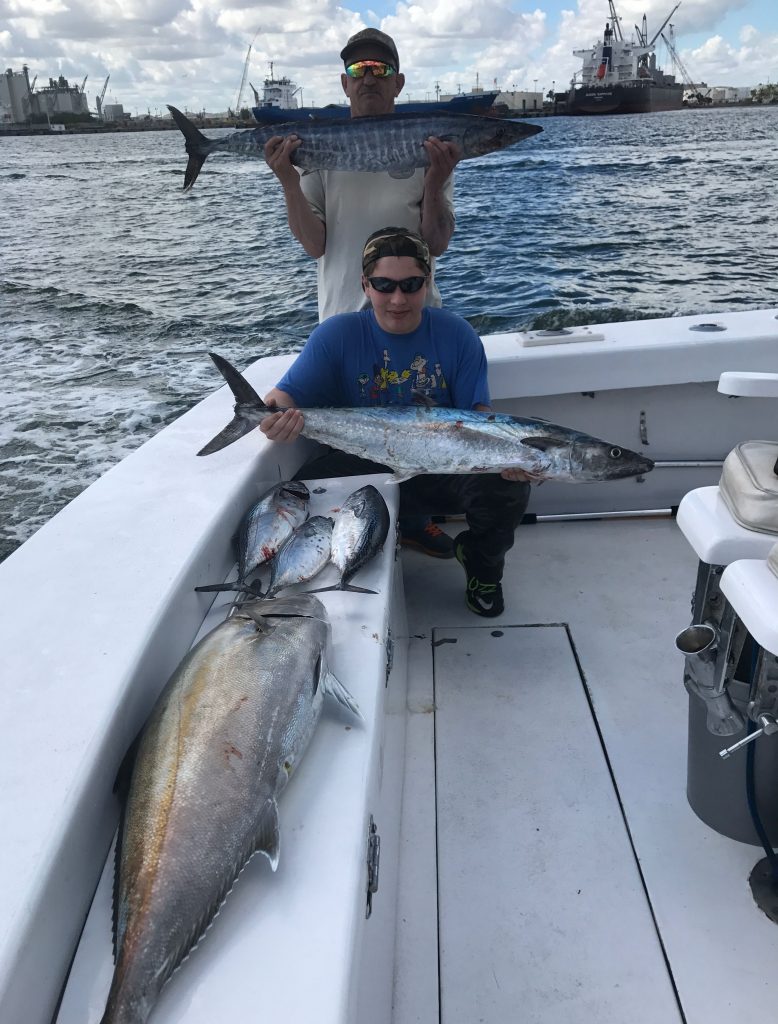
[366,815,381,918]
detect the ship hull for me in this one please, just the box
[253,92,499,125]
[567,82,684,115]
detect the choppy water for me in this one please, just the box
[1,106,777,560]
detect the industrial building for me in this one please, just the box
[1,66,90,125]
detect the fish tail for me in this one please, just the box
[306,583,378,595]
[167,105,211,191]
[208,352,266,407]
[197,352,269,456]
[195,580,264,597]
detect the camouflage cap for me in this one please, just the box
[340,28,400,71]
[362,227,431,273]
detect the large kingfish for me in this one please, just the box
[167,105,542,191]
[198,352,655,483]
[101,594,358,1024]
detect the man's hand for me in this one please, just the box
[423,136,461,190]
[259,407,305,443]
[264,134,303,190]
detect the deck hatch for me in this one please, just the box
[431,624,681,1023]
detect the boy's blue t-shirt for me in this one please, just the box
[275,307,490,410]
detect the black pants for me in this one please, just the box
[293,447,530,574]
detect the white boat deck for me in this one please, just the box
[394,514,778,1024]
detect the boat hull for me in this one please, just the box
[253,91,499,124]
[567,82,684,115]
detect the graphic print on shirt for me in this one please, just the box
[362,351,449,406]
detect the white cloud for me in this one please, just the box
[0,0,773,113]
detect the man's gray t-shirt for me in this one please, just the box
[300,168,455,322]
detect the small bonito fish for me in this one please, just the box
[167,105,542,191]
[265,515,334,597]
[237,480,309,580]
[311,485,391,595]
[100,594,359,1024]
[199,352,655,483]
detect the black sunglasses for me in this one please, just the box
[367,276,427,294]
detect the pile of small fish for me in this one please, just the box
[167,104,542,191]
[196,479,391,599]
[100,595,360,1024]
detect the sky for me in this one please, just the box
[1,0,776,115]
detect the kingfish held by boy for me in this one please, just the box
[167,105,542,191]
[198,352,655,483]
[100,594,359,1024]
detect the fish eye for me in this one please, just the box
[608,447,623,459]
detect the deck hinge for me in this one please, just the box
[385,627,394,686]
[366,815,381,918]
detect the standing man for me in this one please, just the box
[263,28,460,322]
[258,227,533,618]
[263,28,461,557]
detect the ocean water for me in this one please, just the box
[1,105,777,560]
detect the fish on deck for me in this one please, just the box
[310,486,391,595]
[166,105,542,191]
[100,594,359,1024]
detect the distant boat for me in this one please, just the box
[251,66,499,124]
[566,0,684,115]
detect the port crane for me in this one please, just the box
[96,74,110,118]
[80,74,88,93]
[234,29,259,116]
[661,28,711,104]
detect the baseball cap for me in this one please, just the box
[362,227,431,272]
[341,28,400,71]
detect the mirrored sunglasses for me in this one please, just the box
[345,60,397,79]
[368,276,427,294]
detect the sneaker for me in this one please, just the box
[400,518,455,559]
[454,534,505,617]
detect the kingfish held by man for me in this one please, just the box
[100,594,359,1024]
[198,352,655,483]
[167,105,542,191]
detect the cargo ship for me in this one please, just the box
[251,65,498,124]
[567,0,684,115]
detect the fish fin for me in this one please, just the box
[208,352,266,407]
[111,730,143,959]
[389,471,420,483]
[167,105,210,191]
[520,436,568,452]
[195,580,264,596]
[323,670,362,718]
[388,165,416,179]
[198,351,269,455]
[255,798,281,871]
[197,415,258,456]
